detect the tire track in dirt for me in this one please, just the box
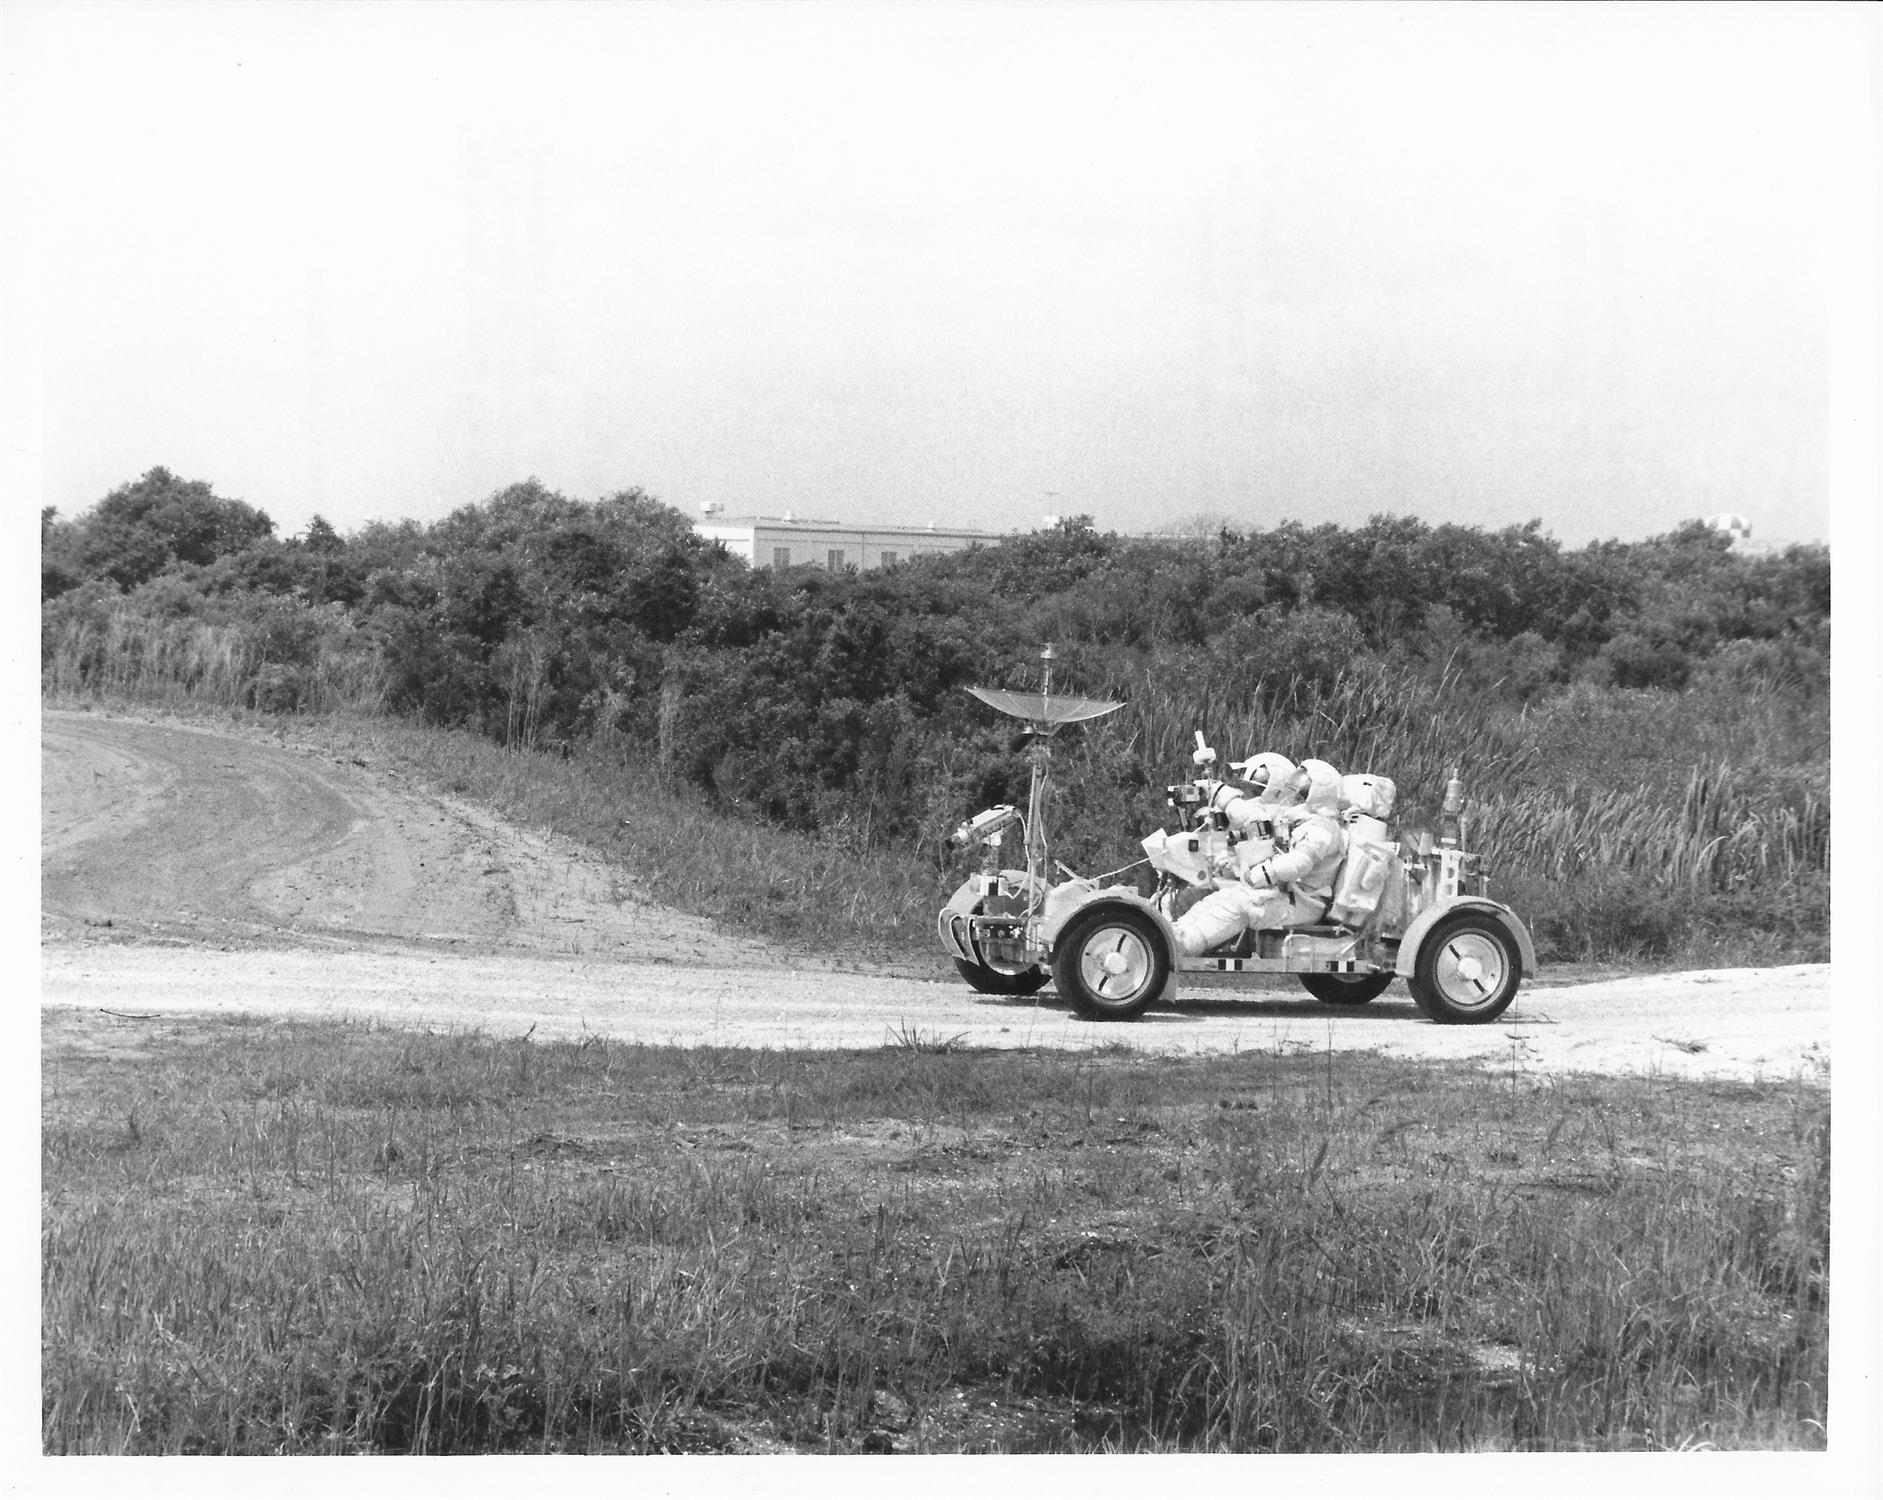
[40,709,782,964]
[44,713,382,943]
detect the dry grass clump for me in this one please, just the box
[42,606,384,717]
[43,1013,1829,1454]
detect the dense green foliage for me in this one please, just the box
[42,468,277,594]
[42,469,1831,963]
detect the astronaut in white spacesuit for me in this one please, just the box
[1173,757,1348,957]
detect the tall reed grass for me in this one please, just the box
[1097,656,1540,796]
[1476,765,1829,892]
[1075,658,1829,963]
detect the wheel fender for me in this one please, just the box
[938,879,981,962]
[938,871,1046,964]
[1042,888,1182,1002]
[1394,898,1536,980]
[941,877,982,922]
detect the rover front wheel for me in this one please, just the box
[1052,907,1170,1022]
[1408,913,1521,1024]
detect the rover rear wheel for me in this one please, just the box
[1408,912,1521,1024]
[1299,972,1395,1006]
[952,956,1050,995]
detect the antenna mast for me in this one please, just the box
[1031,644,1055,875]
[962,643,1122,898]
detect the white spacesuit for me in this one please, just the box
[1327,772,1399,927]
[1199,750,1302,834]
[1174,757,1347,956]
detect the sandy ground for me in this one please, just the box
[41,708,1832,1083]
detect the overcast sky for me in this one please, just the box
[8,2,1873,547]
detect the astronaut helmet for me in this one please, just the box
[1297,759,1344,817]
[1229,752,1299,804]
[1339,773,1397,822]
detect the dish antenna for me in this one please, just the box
[964,644,1122,886]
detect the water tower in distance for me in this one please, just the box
[1703,512,1754,549]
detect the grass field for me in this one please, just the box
[42,1010,1828,1455]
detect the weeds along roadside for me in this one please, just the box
[41,1012,1830,1455]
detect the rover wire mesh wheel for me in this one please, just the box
[1052,906,1170,1021]
[952,956,1051,995]
[1408,912,1521,1024]
[1299,972,1395,1006]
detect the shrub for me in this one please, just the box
[1598,631,1693,691]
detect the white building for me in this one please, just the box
[1699,512,1809,557]
[693,504,1008,571]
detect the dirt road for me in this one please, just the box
[40,708,1832,1082]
